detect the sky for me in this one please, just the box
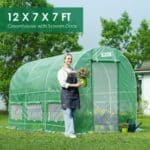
[48,0,150,50]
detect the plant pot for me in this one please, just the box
[121,127,128,133]
[79,78,87,87]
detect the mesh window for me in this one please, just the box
[27,104,42,121]
[92,62,118,131]
[48,104,63,122]
[10,104,22,120]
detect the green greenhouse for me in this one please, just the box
[9,47,137,132]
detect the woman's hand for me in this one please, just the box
[68,82,81,88]
[76,82,82,87]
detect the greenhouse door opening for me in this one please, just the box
[92,62,118,131]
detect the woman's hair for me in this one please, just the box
[64,53,72,60]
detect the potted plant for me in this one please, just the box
[121,123,129,133]
[77,68,90,87]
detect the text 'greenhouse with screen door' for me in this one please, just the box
[9,47,137,132]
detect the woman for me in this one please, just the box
[57,53,81,138]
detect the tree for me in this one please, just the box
[99,12,132,51]
[99,11,150,68]
[124,20,150,68]
[136,20,150,61]
[0,0,49,7]
[0,0,82,104]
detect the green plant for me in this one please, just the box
[121,123,129,128]
[77,68,90,87]
[77,68,90,78]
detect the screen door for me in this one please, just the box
[92,62,118,131]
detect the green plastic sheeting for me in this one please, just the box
[9,47,137,133]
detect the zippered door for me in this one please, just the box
[92,62,118,131]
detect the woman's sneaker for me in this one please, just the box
[69,134,77,138]
[65,133,77,138]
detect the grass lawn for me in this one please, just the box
[0,113,150,150]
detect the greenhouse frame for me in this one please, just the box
[9,47,137,132]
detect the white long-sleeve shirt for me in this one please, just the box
[57,67,76,89]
